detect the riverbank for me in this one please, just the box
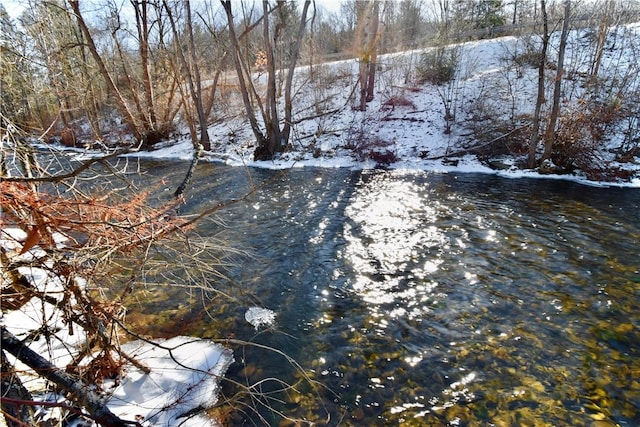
[126,23,640,188]
[0,227,233,427]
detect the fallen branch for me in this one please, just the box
[425,124,529,160]
[1,326,139,427]
[1,148,134,183]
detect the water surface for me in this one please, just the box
[126,163,640,426]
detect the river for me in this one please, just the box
[122,160,640,426]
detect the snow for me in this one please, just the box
[0,229,233,427]
[104,337,232,427]
[113,23,640,188]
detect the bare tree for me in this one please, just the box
[542,0,571,161]
[162,0,211,197]
[356,1,381,110]
[12,1,86,134]
[221,0,312,160]
[527,0,549,168]
[132,0,159,137]
[397,0,425,49]
[221,0,269,154]
[281,0,312,145]
[589,0,616,92]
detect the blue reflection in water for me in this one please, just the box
[131,163,640,426]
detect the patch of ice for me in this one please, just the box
[245,307,276,330]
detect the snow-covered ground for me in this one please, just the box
[129,22,640,188]
[0,228,234,427]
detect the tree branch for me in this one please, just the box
[1,148,133,183]
[1,326,139,427]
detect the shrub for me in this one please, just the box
[381,95,417,111]
[345,131,397,165]
[551,99,624,172]
[513,48,547,69]
[369,149,398,165]
[506,39,555,75]
[416,48,457,85]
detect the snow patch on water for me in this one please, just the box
[245,307,276,330]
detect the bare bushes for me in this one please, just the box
[549,98,627,179]
[465,94,629,178]
[416,47,458,85]
[467,119,532,160]
[511,42,553,71]
[344,120,398,165]
[310,62,354,89]
[346,135,398,165]
[617,103,640,162]
[381,94,417,111]
[416,46,463,134]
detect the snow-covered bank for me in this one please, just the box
[122,24,640,188]
[103,337,232,427]
[129,135,640,188]
[0,228,233,427]
[28,22,640,188]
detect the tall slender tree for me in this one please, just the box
[542,0,571,162]
[132,0,158,133]
[356,1,380,110]
[222,0,311,160]
[163,0,211,197]
[527,0,549,168]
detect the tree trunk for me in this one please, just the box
[186,1,211,150]
[1,350,36,426]
[1,327,133,427]
[589,0,614,93]
[67,0,144,142]
[542,0,571,162]
[163,0,210,151]
[527,0,549,168]
[262,0,282,157]
[162,0,210,196]
[77,30,103,140]
[132,0,158,131]
[282,0,311,145]
[111,25,146,129]
[366,2,380,103]
[357,2,380,110]
[221,1,267,153]
[222,0,308,160]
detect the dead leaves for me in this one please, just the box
[18,225,41,255]
[1,181,187,256]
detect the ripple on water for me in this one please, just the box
[310,170,640,426]
[122,164,640,426]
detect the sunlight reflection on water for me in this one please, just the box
[126,163,640,426]
[343,171,449,312]
[329,169,640,425]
